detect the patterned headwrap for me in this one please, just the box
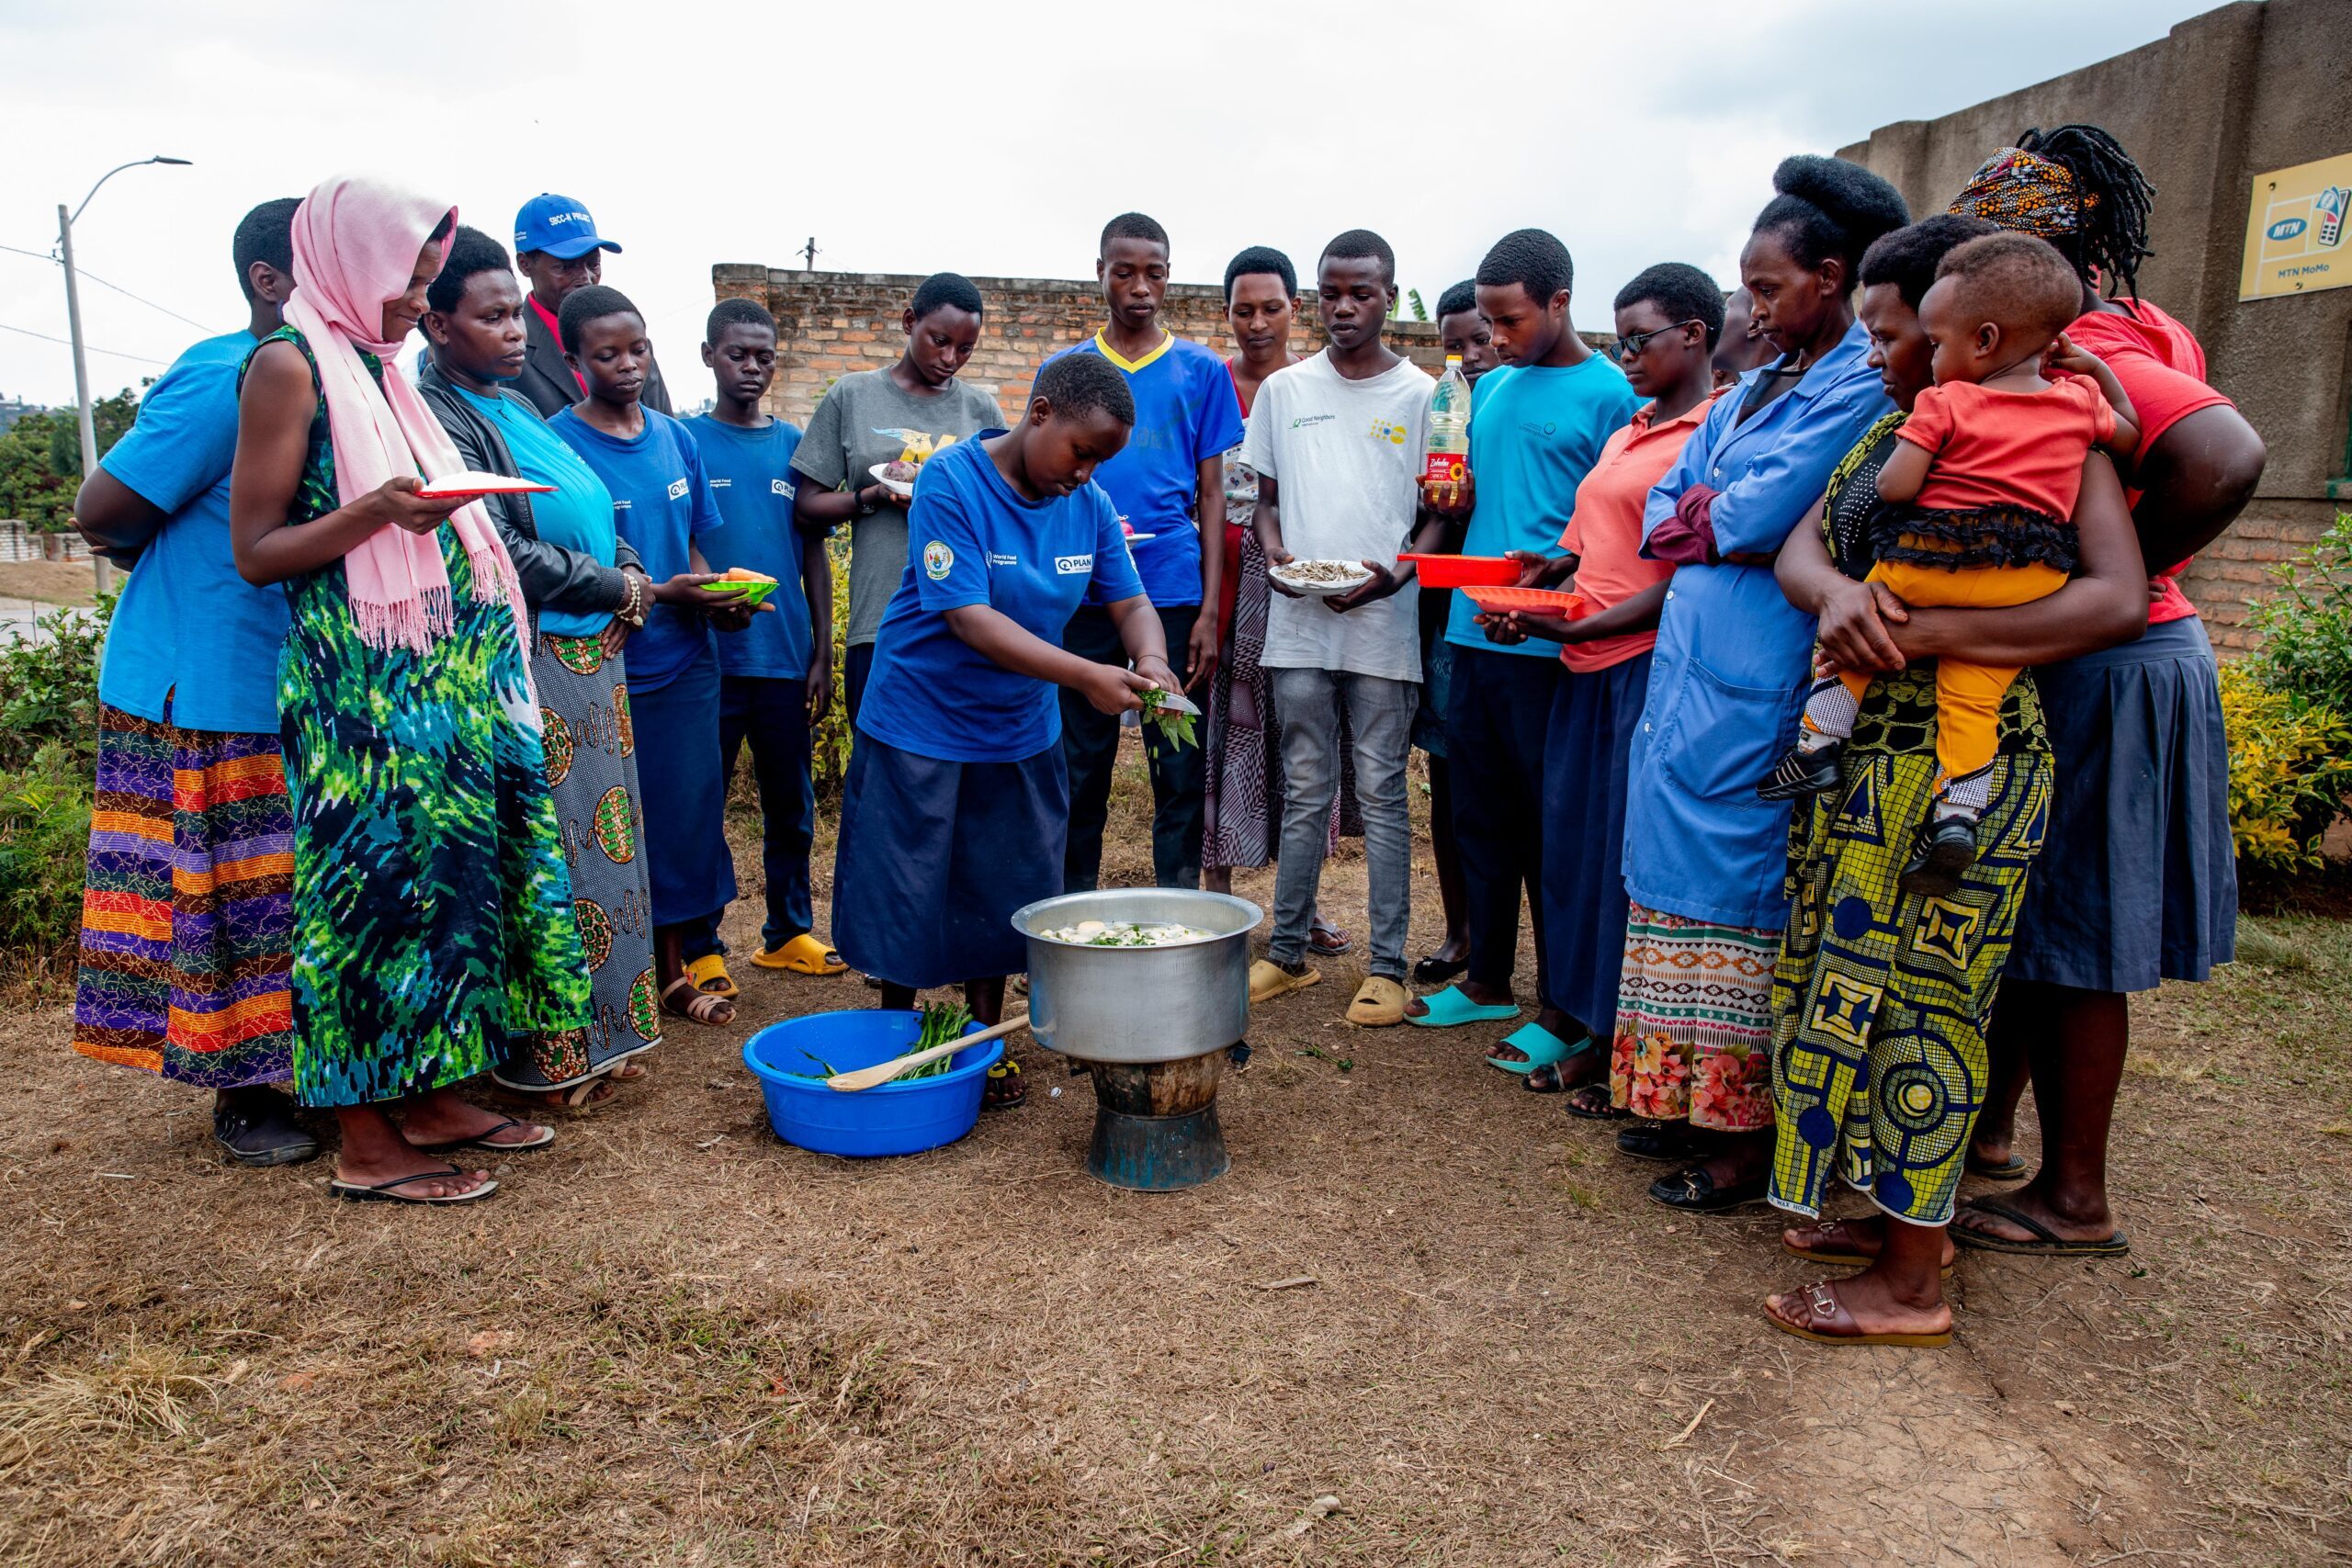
[1947,147,2093,238]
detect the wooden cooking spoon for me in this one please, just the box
[825,1013,1030,1092]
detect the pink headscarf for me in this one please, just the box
[281,175,530,661]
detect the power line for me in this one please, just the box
[0,242,220,333]
[0,321,168,367]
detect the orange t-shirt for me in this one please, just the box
[1555,391,1721,674]
[1896,377,2115,519]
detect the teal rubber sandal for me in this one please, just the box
[1407,984,1522,1029]
[1485,1023,1589,1075]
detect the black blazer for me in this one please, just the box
[514,300,673,420]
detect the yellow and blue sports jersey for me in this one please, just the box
[1041,330,1244,606]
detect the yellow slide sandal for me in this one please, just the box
[755,933,848,976]
[684,953,738,1000]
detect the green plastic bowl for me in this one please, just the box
[708,578,778,607]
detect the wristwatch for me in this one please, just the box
[851,483,877,518]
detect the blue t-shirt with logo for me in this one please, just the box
[96,331,293,734]
[1042,332,1243,607]
[684,414,810,681]
[1447,354,1640,658]
[548,405,722,691]
[856,434,1145,763]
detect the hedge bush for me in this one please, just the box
[2222,513,2352,872]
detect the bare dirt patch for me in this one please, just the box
[0,745,2344,1564]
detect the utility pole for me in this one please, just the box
[59,155,191,593]
[56,203,97,491]
[801,236,819,271]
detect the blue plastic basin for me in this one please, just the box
[742,1010,1002,1158]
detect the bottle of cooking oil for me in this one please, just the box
[1424,355,1470,486]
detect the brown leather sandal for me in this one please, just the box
[1762,1279,1951,1348]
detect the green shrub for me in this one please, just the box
[0,597,110,972]
[810,536,853,804]
[0,743,95,966]
[0,595,111,773]
[2218,663,2352,871]
[2245,512,2352,718]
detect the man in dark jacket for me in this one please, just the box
[511,192,673,418]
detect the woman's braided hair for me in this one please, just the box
[2014,124,2155,298]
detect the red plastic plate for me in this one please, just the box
[1398,553,1521,589]
[1459,585,1587,617]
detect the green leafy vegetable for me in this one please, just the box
[1139,687,1197,750]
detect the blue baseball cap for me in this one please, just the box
[513,193,623,260]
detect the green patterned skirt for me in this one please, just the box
[1766,662,2051,1226]
[279,552,591,1108]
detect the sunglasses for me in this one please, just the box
[1611,320,1703,362]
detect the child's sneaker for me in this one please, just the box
[1759,738,1846,800]
[1899,816,1978,897]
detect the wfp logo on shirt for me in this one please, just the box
[1367,419,1408,446]
[1055,554,1092,575]
[666,478,690,501]
[923,540,955,581]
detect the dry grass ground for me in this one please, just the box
[0,560,97,608]
[0,742,2346,1566]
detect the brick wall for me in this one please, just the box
[712,265,1504,431]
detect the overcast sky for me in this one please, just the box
[1,0,2222,410]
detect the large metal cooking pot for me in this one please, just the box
[1009,889,1261,1064]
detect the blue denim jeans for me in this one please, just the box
[1268,667,1417,978]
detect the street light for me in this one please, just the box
[59,155,191,592]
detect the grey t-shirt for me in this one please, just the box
[792,369,1005,647]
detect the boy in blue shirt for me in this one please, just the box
[1411,230,1638,1075]
[549,287,755,1032]
[833,354,1170,1109]
[681,299,844,991]
[65,197,317,1169]
[1042,212,1243,893]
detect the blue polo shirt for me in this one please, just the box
[1446,354,1639,657]
[1042,331,1243,607]
[96,330,292,734]
[684,413,811,681]
[548,405,722,691]
[856,434,1145,763]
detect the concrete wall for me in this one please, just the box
[1839,0,2352,651]
[707,266,1457,432]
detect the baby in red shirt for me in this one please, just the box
[1761,233,2138,893]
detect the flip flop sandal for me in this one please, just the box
[498,1077,618,1113]
[1561,1082,1629,1119]
[1412,953,1468,986]
[661,976,737,1027]
[1782,1222,1954,1277]
[605,1060,649,1083]
[757,933,847,976]
[1520,1040,1603,1092]
[684,953,740,1000]
[1308,922,1353,956]
[415,1116,556,1154]
[1763,1279,1951,1348]
[1951,1197,2130,1258]
[1486,1024,1589,1075]
[1406,984,1521,1030]
[983,1056,1025,1110]
[1966,1152,2030,1181]
[1347,976,1410,1027]
[1616,1122,1703,1161]
[1249,959,1320,1004]
[1648,1164,1768,1213]
[330,1166,500,1205]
